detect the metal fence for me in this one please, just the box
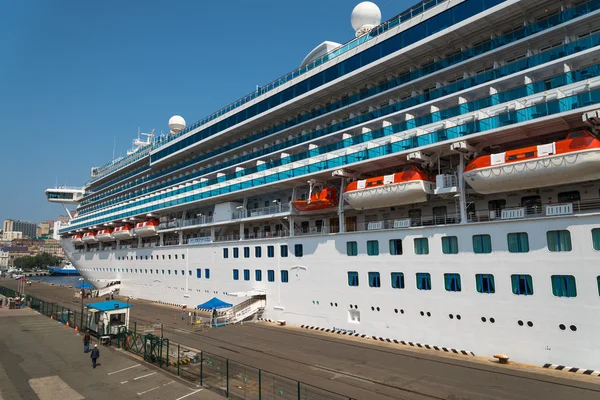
[0,285,355,400]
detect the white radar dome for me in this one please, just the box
[168,115,186,134]
[351,2,382,37]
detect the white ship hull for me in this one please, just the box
[464,149,600,194]
[344,180,433,210]
[62,213,600,370]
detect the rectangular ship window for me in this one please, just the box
[391,272,404,289]
[347,271,359,287]
[255,247,262,258]
[255,270,262,281]
[476,274,495,294]
[244,247,250,258]
[205,269,210,279]
[511,274,533,296]
[223,248,229,258]
[442,236,459,254]
[233,269,239,280]
[267,245,274,258]
[196,269,201,279]
[416,273,431,290]
[547,230,572,252]
[472,234,492,254]
[268,270,275,282]
[507,233,529,253]
[389,239,403,255]
[280,245,288,257]
[281,270,289,283]
[233,248,239,258]
[294,244,303,257]
[368,272,381,288]
[551,275,577,297]
[444,273,462,292]
[414,238,429,255]
[244,269,250,281]
[346,241,358,256]
[367,240,379,256]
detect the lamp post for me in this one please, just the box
[79,278,84,330]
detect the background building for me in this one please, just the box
[2,219,37,239]
[0,246,31,268]
[2,231,23,241]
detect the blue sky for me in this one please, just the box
[0,0,411,224]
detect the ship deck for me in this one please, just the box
[4,280,600,400]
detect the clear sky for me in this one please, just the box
[0,0,412,224]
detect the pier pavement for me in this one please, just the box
[4,279,600,400]
[0,306,222,400]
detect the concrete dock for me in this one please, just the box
[3,279,600,399]
[0,306,223,400]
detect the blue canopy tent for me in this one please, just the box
[75,282,94,290]
[197,297,232,310]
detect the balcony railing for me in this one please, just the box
[232,204,291,220]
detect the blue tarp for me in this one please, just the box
[75,282,94,289]
[87,300,132,312]
[197,297,232,310]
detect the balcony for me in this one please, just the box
[232,203,291,220]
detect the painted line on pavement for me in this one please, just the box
[134,372,157,381]
[174,389,203,400]
[137,386,160,396]
[108,364,141,375]
[120,381,128,384]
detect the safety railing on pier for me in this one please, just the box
[0,285,355,400]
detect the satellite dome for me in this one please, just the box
[351,2,382,37]
[168,115,186,134]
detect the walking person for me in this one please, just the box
[83,330,91,353]
[90,344,100,368]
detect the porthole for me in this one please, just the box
[376,307,380,312]
[394,309,398,313]
[354,304,358,309]
[400,309,404,314]
[518,320,524,326]
[490,318,495,324]
[371,306,375,311]
[449,314,454,319]
[570,325,577,332]
[349,304,353,309]
[334,303,338,307]
[420,311,425,316]
[426,312,431,317]
[527,321,533,327]
[481,317,487,322]
[330,302,333,307]
[559,324,566,331]
[456,315,461,320]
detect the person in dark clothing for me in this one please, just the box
[91,344,100,368]
[83,330,91,353]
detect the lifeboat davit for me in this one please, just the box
[112,225,133,240]
[96,229,115,242]
[71,234,83,244]
[344,166,434,210]
[292,187,338,212]
[82,231,98,243]
[464,130,600,194]
[133,220,160,237]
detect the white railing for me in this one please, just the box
[232,203,291,220]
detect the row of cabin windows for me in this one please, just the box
[232,269,289,283]
[117,254,185,261]
[347,271,582,297]
[92,267,209,278]
[345,229,600,255]
[223,244,302,259]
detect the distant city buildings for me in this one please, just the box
[2,231,23,241]
[2,219,37,239]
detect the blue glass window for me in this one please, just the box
[255,270,262,281]
[507,233,529,253]
[196,269,201,279]
[442,236,459,254]
[347,271,359,287]
[547,230,572,252]
[294,244,303,257]
[476,274,495,294]
[268,270,275,282]
[233,269,239,280]
[367,240,379,256]
[416,273,431,290]
[389,239,403,255]
[205,269,210,279]
[346,241,358,256]
[267,245,274,258]
[391,272,404,289]
[511,274,533,295]
[223,248,229,258]
[244,269,250,281]
[444,273,462,292]
[281,245,288,257]
[472,234,492,254]
[368,272,381,288]
[414,238,429,255]
[255,246,262,258]
[551,275,577,298]
[281,270,289,283]
[233,248,239,258]
[244,247,250,258]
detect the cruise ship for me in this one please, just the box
[46,0,600,370]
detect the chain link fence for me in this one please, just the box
[0,285,354,400]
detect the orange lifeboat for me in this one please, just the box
[96,229,115,242]
[112,225,133,240]
[133,219,160,237]
[344,165,434,210]
[71,234,83,244]
[464,130,600,194]
[292,187,338,212]
[82,231,98,243]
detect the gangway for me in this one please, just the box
[226,290,266,323]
